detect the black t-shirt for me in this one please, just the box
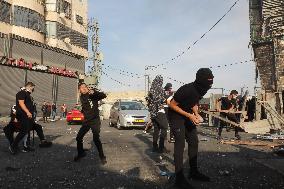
[16,90,34,115]
[80,92,106,123]
[168,83,202,127]
[218,97,236,110]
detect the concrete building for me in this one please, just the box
[0,0,88,115]
[249,0,284,115]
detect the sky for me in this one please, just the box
[87,0,259,95]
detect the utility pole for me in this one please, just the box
[144,65,156,95]
[86,18,103,89]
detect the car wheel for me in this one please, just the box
[116,118,123,130]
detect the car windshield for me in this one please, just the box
[120,101,146,110]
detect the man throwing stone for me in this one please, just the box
[74,83,107,165]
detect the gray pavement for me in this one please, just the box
[0,120,283,189]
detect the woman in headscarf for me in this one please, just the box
[146,75,169,153]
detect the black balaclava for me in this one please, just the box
[194,68,214,97]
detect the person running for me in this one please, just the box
[147,75,169,153]
[74,83,107,164]
[216,90,241,140]
[168,68,213,188]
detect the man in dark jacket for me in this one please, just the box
[168,68,213,188]
[74,83,107,164]
[9,82,35,154]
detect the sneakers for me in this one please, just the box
[168,137,175,143]
[189,170,210,182]
[22,146,35,153]
[100,156,107,165]
[74,151,87,162]
[9,145,17,155]
[39,141,53,148]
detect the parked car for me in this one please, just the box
[66,106,84,125]
[109,100,149,129]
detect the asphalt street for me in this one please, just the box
[0,119,284,189]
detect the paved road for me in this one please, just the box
[0,120,283,189]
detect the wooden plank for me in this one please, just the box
[201,110,242,128]
[220,140,283,148]
[207,109,246,114]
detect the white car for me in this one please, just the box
[109,100,149,129]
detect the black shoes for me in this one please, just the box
[22,146,35,153]
[189,170,210,182]
[152,145,159,152]
[74,151,87,162]
[100,156,107,165]
[175,171,194,189]
[39,141,53,148]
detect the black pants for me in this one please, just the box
[218,113,240,136]
[76,118,105,158]
[12,114,33,148]
[43,113,48,122]
[152,112,168,149]
[172,119,199,173]
[4,122,45,145]
[165,107,174,140]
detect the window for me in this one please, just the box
[0,0,11,24]
[45,0,57,11]
[76,14,83,25]
[13,6,45,33]
[46,21,57,38]
[57,0,71,19]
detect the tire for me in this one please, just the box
[116,118,123,130]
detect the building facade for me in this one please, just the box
[0,0,88,115]
[249,0,284,114]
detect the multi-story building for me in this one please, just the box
[0,0,88,115]
[249,0,284,114]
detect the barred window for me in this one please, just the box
[76,14,83,25]
[57,0,71,19]
[13,6,45,33]
[0,0,11,24]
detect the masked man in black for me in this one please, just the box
[216,90,241,140]
[168,68,213,189]
[74,83,107,164]
[147,75,169,153]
